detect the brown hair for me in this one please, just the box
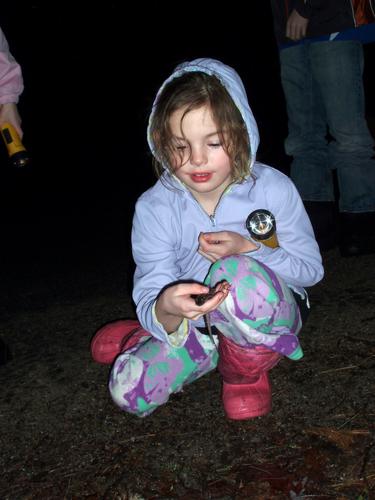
[149,71,250,182]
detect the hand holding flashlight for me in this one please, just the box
[1,122,29,167]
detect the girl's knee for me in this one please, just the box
[109,350,179,417]
[110,386,158,418]
[109,373,160,418]
[206,254,273,290]
[109,353,151,416]
[207,254,298,327]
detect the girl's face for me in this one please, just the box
[169,105,233,208]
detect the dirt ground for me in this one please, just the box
[1,219,375,500]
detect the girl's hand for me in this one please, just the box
[198,231,258,263]
[155,281,230,333]
[0,103,23,139]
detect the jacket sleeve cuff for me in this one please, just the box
[244,241,275,258]
[151,302,189,347]
[294,1,312,19]
[0,95,19,104]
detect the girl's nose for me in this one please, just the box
[190,147,207,166]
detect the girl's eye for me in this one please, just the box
[208,142,221,148]
[175,145,187,151]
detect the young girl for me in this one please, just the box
[91,58,323,420]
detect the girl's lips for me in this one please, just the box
[190,172,212,183]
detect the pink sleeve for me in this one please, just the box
[0,27,24,104]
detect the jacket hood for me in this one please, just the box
[147,58,259,172]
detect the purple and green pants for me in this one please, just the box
[109,255,302,417]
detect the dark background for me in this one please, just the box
[1,3,374,272]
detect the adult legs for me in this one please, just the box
[310,41,375,213]
[280,44,333,203]
[280,44,337,250]
[310,41,375,255]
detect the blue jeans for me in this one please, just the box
[280,41,375,213]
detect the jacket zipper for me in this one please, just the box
[176,173,236,227]
[207,182,236,227]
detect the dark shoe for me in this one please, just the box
[339,212,375,257]
[303,201,337,251]
[0,337,11,365]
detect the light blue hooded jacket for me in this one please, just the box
[132,58,324,345]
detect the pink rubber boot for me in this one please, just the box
[218,334,280,420]
[91,319,149,365]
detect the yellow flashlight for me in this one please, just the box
[1,122,29,167]
[246,209,279,248]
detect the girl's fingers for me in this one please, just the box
[198,248,216,263]
[191,313,204,321]
[196,289,228,310]
[183,283,210,296]
[188,288,230,320]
